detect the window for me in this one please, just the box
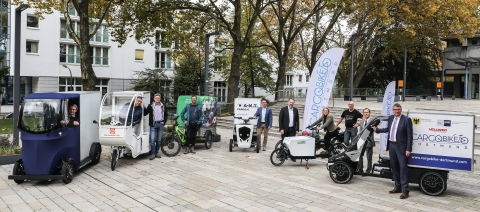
[285,75,293,87]
[26,41,38,53]
[159,80,172,104]
[155,32,166,48]
[95,79,109,97]
[59,77,82,91]
[60,20,80,39]
[59,44,80,64]
[298,75,302,82]
[306,75,309,82]
[473,40,478,45]
[60,20,108,43]
[26,15,38,28]
[90,47,109,65]
[155,52,171,68]
[135,50,144,61]
[214,82,226,102]
[90,24,109,43]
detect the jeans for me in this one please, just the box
[150,123,164,155]
[344,127,358,146]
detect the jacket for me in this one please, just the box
[278,106,299,132]
[254,107,273,128]
[375,114,413,152]
[180,104,204,126]
[310,114,336,132]
[359,118,375,147]
[126,104,143,125]
[144,102,168,127]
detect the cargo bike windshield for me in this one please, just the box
[19,99,63,134]
[100,92,140,127]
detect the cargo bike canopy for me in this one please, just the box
[99,92,148,130]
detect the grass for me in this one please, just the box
[0,119,14,134]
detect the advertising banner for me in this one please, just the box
[302,48,345,131]
[407,111,475,171]
[234,98,261,125]
[176,96,217,127]
[379,81,396,154]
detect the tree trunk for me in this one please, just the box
[78,1,96,91]
[226,44,245,111]
[274,54,288,100]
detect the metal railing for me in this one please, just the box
[332,88,437,98]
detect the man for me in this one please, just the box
[144,94,168,160]
[180,95,204,154]
[61,104,80,127]
[358,108,374,173]
[127,97,143,135]
[279,98,299,141]
[253,99,273,151]
[336,101,363,146]
[372,103,413,199]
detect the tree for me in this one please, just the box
[131,68,170,104]
[172,54,205,101]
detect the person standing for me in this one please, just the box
[144,94,167,160]
[309,107,338,155]
[372,103,412,199]
[127,97,143,135]
[335,101,363,146]
[253,99,273,151]
[358,108,375,173]
[279,98,299,141]
[180,95,204,154]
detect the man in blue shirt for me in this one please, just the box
[253,99,272,151]
[181,95,204,154]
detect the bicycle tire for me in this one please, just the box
[161,136,182,157]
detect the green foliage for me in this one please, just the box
[165,125,174,133]
[172,55,206,99]
[0,119,13,134]
[131,68,170,103]
[0,55,10,93]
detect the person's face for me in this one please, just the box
[69,106,77,115]
[363,109,370,119]
[348,101,354,110]
[288,99,294,108]
[323,108,329,116]
[262,100,267,108]
[191,97,197,104]
[393,106,402,117]
[135,98,142,106]
[154,95,160,103]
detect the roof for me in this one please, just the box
[24,92,80,99]
[446,57,480,67]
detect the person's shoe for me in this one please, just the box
[155,153,162,158]
[149,155,156,160]
[263,146,266,151]
[400,191,409,199]
[184,147,189,154]
[389,187,402,194]
[190,146,196,154]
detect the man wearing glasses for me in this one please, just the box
[336,101,363,146]
[61,104,79,127]
[372,103,413,199]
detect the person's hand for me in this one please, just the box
[268,126,271,129]
[295,131,298,135]
[161,122,164,125]
[318,127,321,131]
[353,123,358,128]
[253,116,257,119]
[184,121,188,125]
[372,126,377,131]
[143,103,146,108]
[280,130,284,134]
[406,151,411,157]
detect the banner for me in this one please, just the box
[302,48,345,131]
[379,81,396,154]
[234,98,261,125]
[176,96,217,127]
[407,111,474,171]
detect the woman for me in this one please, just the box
[310,107,338,154]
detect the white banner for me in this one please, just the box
[234,98,261,125]
[379,81,396,154]
[302,48,345,131]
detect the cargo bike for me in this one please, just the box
[98,91,151,171]
[327,111,476,196]
[229,98,263,153]
[9,92,101,184]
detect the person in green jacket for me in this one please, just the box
[309,107,339,154]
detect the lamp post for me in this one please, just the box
[441,50,455,100]
[13,4,30,146]
[62,65,74,91]
[349,33,365,101]
[204,32,221,96]
[403,43,419,102]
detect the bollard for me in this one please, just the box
[416,96,420,101]
[377,96,383,102]
[427,96,431,101]
[452,95,455,100]
[394,96,400,102]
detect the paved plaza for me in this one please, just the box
[1,100,480,211]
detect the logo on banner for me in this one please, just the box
[412,118,421,125]
[428,128,447,133]
[437,120,451,127]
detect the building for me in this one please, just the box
[443,35,480,99]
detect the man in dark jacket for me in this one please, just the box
[180,95,204,154]
[126,96,143,135]
[279,98,299,141]
[144,93,168,160]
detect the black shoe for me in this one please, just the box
[149,155,156,160]
[389,187,402,194]
[155,154,161,158]
[400,191,409,199]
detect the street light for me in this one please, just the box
[441,50,455,100]
[13,4,30,146]
[204,32,221,96]
[62,64,74,91]
[349,33,365,101]
[403,43,419,102]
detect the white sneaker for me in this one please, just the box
[262,146,266,151]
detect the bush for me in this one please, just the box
[0,133,21,156]
[165,125,174,133]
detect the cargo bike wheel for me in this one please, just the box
[12,158,26,184]
[256,140,260,153]
[204,130,213,149]
[161,136,182,157]
[61,159,75,184]
[229,139,234,152]
[329,162,353,184]
[419,172,447,196]
[111,149,118,171]
[270,149,286,166]
[275,140,282,150]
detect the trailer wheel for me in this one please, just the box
[229,139,233,152]
[12,159,25,184]
[329,162,353,184]
[111,149,118,171]
[61,160,75,184]
[270,149,286,166]
[91,144,102,165]
[256,140,260,153]
[275,140,282,150]
[420,171,447,196]
[205,130,213,149]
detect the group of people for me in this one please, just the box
[253,99,412,199]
